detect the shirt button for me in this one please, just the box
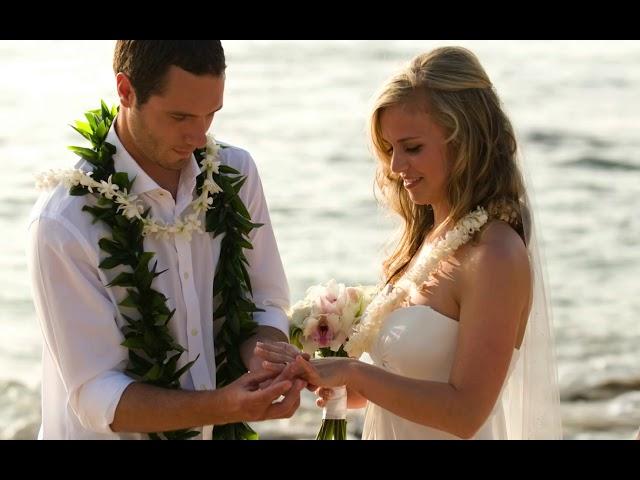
[184,271,190,280]
[191,328,199,336]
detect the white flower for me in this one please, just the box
[97,175,120,200]
[203,178,223,195]
[143,223,160,235]
[121,203,144,220]
[35,133,225,239]
[344,207,488,357]
[290,300,313,328]
[201,156,221,175]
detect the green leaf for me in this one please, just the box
[69,185,89,196]
[226,312,240,335]
[239,262,253,295]
[213,302,228,321]
[121,336,146,349]
[68,145,99,162]
[238,237,253,250]
[83,205,115,225]
[111,172,131,192]
[143,363,163,381]
[231,210,257,231]
[98,238,123,255]
[99,255,128,270]
[94,120,108,142]
[103,141,117,156]
[217,165,240,175]
[170,354,199,383]
[119,292,140,308]
[136,252,155,271]
[100,100,111,119]
[150,293,169,312]
[163,352,181,377]
[71,124,93,142]
[84,112,99,132]
[121,313,139,325]
[232,176,248,194]
[112,226,132,250]
[230,193,251,220]
[106,272,136,288]
[163,309,176,326]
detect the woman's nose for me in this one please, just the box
[390,151,407,174]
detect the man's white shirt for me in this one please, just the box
[27,124,290,439]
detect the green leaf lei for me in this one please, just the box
[68,101,263,439]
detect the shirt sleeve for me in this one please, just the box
[234,151,290,338]
[27,215,135,434]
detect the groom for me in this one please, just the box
[27,40,305,439]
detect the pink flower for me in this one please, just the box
[301,313,342,352]
[316,294,341,316]
[311,315,334,347]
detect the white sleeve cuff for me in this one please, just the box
[253,305,289,340]
[72,370,136,434]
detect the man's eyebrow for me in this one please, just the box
[168,105,223,117]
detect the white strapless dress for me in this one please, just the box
[361,305,519,440]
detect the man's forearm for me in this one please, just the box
[110,382,234,433]
[241,325,288,372]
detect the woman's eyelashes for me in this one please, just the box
[386,145,423,155]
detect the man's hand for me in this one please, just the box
[223,366,306,424]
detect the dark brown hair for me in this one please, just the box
[113,40,226,106]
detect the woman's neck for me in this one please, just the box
[428,201,452,243]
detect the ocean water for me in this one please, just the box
[1,40,638,440]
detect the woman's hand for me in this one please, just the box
[315,386,368,410]
[254,341,310,365]
[272,355,355,390]
[254,341,314,389]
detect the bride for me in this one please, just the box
[257,46,562,439]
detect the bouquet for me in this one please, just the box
[288,279,376,439]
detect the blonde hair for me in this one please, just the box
[370,46,527,285]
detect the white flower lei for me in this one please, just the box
[344,206,489,358]
[35,135,223,240]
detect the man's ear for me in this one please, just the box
[115,72,136,108]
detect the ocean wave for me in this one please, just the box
[0,380,40,440]
[560,156,639,172]
[561,371,640,402]
[562,390,640,435]
[526,130,612,149]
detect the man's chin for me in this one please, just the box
[162,157,191,171]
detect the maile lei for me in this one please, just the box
[344,206,489,358]
[37,102,263,440]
